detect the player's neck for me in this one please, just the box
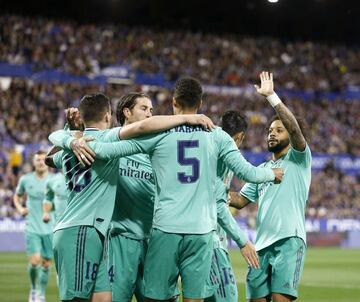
[35,170,48,179]
[84,121,108,130]
[174,108,197,115]
[272,145,291,160]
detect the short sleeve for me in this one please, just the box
[289,144,312,167]
[240,182,259,203]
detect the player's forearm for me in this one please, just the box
[120,115,188,139]
[228,191,250,209]
[13,195,24,211]
[225,150,275,183]
[43,202,53,214]
[272,100,306,151]
[89,140,143,160]
[49,130,74,149]
[217,201,248,248]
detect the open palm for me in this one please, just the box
[254,71,274,97]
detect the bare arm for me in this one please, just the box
[228,191,251,210]
[42,202,53,223]
[13,194,28,216]
[255,71,306,151]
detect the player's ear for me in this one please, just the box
[105,111,111,123]
[123,107,131,119]
[172,97,178,108]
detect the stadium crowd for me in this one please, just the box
[1,15,360,91]
[0,15,359,220]
[1,79,360,155]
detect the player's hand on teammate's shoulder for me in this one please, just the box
[185,114,215,131]
[70,136,96,166]
[254,71,275,97]
[240,240,260,269]
[65,107,84,130]
[272,168,284,184]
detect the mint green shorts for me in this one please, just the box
[25,231,53,260]
[144,228,213,300]
[205,248,238,302]
[246,237,306,300]
[53,226,111,301]
[108,233,147,302]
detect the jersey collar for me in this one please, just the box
[84,127,100,131]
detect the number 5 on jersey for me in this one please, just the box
[177,140,200,184]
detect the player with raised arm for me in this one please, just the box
[13,150,54,302]
[229,72,311,302]
[46,93,215,302]
[205,111,259,302]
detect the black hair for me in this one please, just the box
[268,115,308,141]
[79,93,111,124]
[221,111,248,137]
[116,92,150,125]
[173,77,203,109]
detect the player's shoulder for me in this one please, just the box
[287,144,312,163]
[20,172,33,181]
[210,126,229,138]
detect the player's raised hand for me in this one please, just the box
[185,114,215,130]
[254,71,274,97]
[240,241,260,269]
[272,168,284,184]
[65,107,84,130]
[70,136,96,166]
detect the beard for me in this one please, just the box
[267,138,290,153]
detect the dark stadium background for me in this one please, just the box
[0,0,359,301]
[2,0,360,44]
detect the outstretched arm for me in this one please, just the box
[254,71,306,151]
[119,114,215,139]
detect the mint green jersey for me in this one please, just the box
[44,173,68,223]
[16,172,54,234]
[111,153,155,240]
[108,126,275,234]
[52,128,122,236]
[215,160,234,251]
[240,145,312,251]
[214,164,248,251]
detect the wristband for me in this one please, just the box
[266,93,282,107]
